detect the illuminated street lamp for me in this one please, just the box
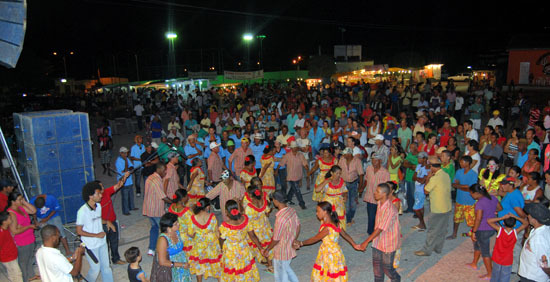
[242,33,253,41]
[243,33,253,70]
[52,51,74,79]
[166,32,177,78]
[165,32,178,39]
[256,34,266,69]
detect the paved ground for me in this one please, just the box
[71,128,524,282]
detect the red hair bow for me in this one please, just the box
[265,145,269,149]
[331,204,336,212]
[254,190,261,196]
[196,202,202,207]
[245,156,250,162]
[391,180,398,185]
[172,195,177,200]
[230,209,239,216]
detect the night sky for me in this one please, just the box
[2,0,549,89]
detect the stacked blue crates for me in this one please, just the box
[13,110,94,223]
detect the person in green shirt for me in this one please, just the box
[156,136,171,163]
[402,142,419,213]
[440,150,455,183]
[467,97,483,130]
[397,119,413,152]
[334,103,347,119]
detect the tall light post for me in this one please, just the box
[52,51,74,79]
[243,33,253,71]
[256,35,266,69]
[166,32,177,78]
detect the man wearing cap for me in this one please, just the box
[519,203,550,281]
[263,191,300,282]
[339,148,364,225]
[163,151,183,199]
[130,135,146,197]
[279,141,309,209]
[0,179,15,211]
[360,154,390,235]
[372,134,389,168]
[487,110,504,128]
[184,134,203,183]
[228,137,252,180]
[415,156,452,256]
[497,177,526,228]
[206,170,246,222]
[115,147,136,216]
[250,133,268,175]
[207,142,226,188]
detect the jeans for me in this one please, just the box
[287,180,305,206]
[121,185,135,214]
[148,217,161,251]
[2,258,23,282]
[277,168,288,195]
[17,243,35,282]
[134,169,142,194]
[137,116,143,130]
[274,259,299,282]
[372,247,401,282]
[419,211,451,255]
[346,180,359,223]
[405,181,415,213]
[367,202,378,235]
[491,262,512,282]
[84,242,114,282]
[103,222,121,263]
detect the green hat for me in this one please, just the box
[227,140,235,146]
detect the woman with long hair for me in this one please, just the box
[308,147,337,202]
[240,155,257,188]
[521,149,541,179]
[243,185,274,273]
[317,166,348,231]
[156,212,192,282]
[7,192,38,282]
[521,172,543,204]
[187,158,206,207]
[219,200,262,282]
[259,145,276,196]
[507,165,524,189]
[503,128,520,171]
[187,198,222,281]
[466,184,498,280]
[168,189,193,255]
[478,157,506,196]
[295,201,360,282]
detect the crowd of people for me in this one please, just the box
[1,80,550,282]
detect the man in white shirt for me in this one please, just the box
[133,102,144,130]
[464,120,479,148]
[36,225,85,282]
[296,128,312,189]
[76,182,114,282]
[519,203,550,282]
[294,112,306,132]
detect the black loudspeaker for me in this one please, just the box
[0,0,27,68]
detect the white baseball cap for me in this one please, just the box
[209,142,220,150]
[373,134,384,141]
[119,147,129,153]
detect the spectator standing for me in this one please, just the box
[150,116,163,145]
[403,143,419,214]
[143,163,172,256]
[140,143,159,181]
[228,137,252,179]
[279,141,309,209]
[468,97,484,130]
[415,156,452,256]
[518,203,550,281]
[338,148,364,225]
[0,211,22,282]
[98,127,113,176]
[76,182,113,282]
[360,155,390,235]
[0,180,15,211]
[448,156,478,239]
[134,101,144,131]
[115,147,136,215]
[130,135,146,197]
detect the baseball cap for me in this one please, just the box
[209,142,220,150]
[119,147,129,153]
[500,177,516,185]
[226,140,235,147]
[417,152,429,159]
[493,110,500,116]
[373,134,384,141]
[524,203,550,225]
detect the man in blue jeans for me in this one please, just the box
[359,183,401,282]
[279,141,309,209]
[115,147,136,215]
[76,181,114,282]
[402,142,418,213]
[338,148,364,225]
[274,140,288,195]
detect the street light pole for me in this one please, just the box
[256,35,266,69]
[243,33,253,71]
[166,32,177,78]
[134,53,140,81]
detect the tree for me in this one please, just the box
[308,55,336,82]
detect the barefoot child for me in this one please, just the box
[487,213,529,282]
[125,247,150,282]
[466,184,499,280]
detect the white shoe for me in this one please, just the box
[136,193,141,197]
[147,249,154,256]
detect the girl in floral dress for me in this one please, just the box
[187,198,222,281]
[240,155,257,189]
[295,201,360,282]
[308,147,336,202]
[243,185,274,273]
[317,165,348,231]
[259,146,276,196]
[219,200,263,282]
[187,158,206,207]
[242,177,263,208]
[168,189,193,254]
[157,213,192,282]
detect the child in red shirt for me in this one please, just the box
[0,210,23,282]
[487,213,529,282]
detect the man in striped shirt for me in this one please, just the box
[360,154,390,235]
[338,148,364,225]
[359,183,401,282]
[264,191,300,282]
[142,163,172,256]
[205,170,245,222]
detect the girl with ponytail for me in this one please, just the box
[167,188,193,255]
[219,199,262,281]
[243,185,274,272]
[240,155,256,188]
[187,198,222,281]
[317,165,348,230]
[467,184,499,279]
[243,177,263,208]
[294,201,361,281]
